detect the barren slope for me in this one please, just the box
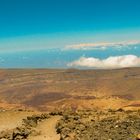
[0,68,140,111]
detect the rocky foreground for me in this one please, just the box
[0,111,50,140]
[0,109,140,140]
[56,109,140,140]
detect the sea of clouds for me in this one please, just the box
[68,55,140,69]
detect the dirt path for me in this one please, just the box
[0,110,35,132]
[28,116,61,140]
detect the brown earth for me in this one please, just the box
[0,110,36,132]
[1,109,140,140]
[28,115,61,140]
[56,109,140,140]
[0,68,140,111]
[0,68,140,139]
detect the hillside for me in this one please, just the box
[0,68,140,111]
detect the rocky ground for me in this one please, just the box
[56,109,140,140]
[1,69,140,139]
[0,109,140,139]
[0,110,51,140]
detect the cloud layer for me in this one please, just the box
[68,55,140,69]
[65,40,140,50]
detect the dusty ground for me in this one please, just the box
[0,110,35,132]
[0,68,140,139]
[56,109,140,140]
[0,68,140,111]
[28,116,61,140]
[0,109,140,140]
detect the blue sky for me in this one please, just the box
[0,0,140,68]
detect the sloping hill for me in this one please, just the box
[0,68,140,111]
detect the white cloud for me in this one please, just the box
[65,40,140,50]
[68,55,140,69]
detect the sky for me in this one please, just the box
[0,0,140,68]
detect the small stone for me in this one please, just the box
[115,125,119,128]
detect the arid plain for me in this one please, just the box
[0,68,140,139]
[0,68,140,111]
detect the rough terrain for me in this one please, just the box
[0,68,140,139]
[56,109,140,140]
[0,68,140,111]
[1,109,140,140]
[28,115,61,140]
